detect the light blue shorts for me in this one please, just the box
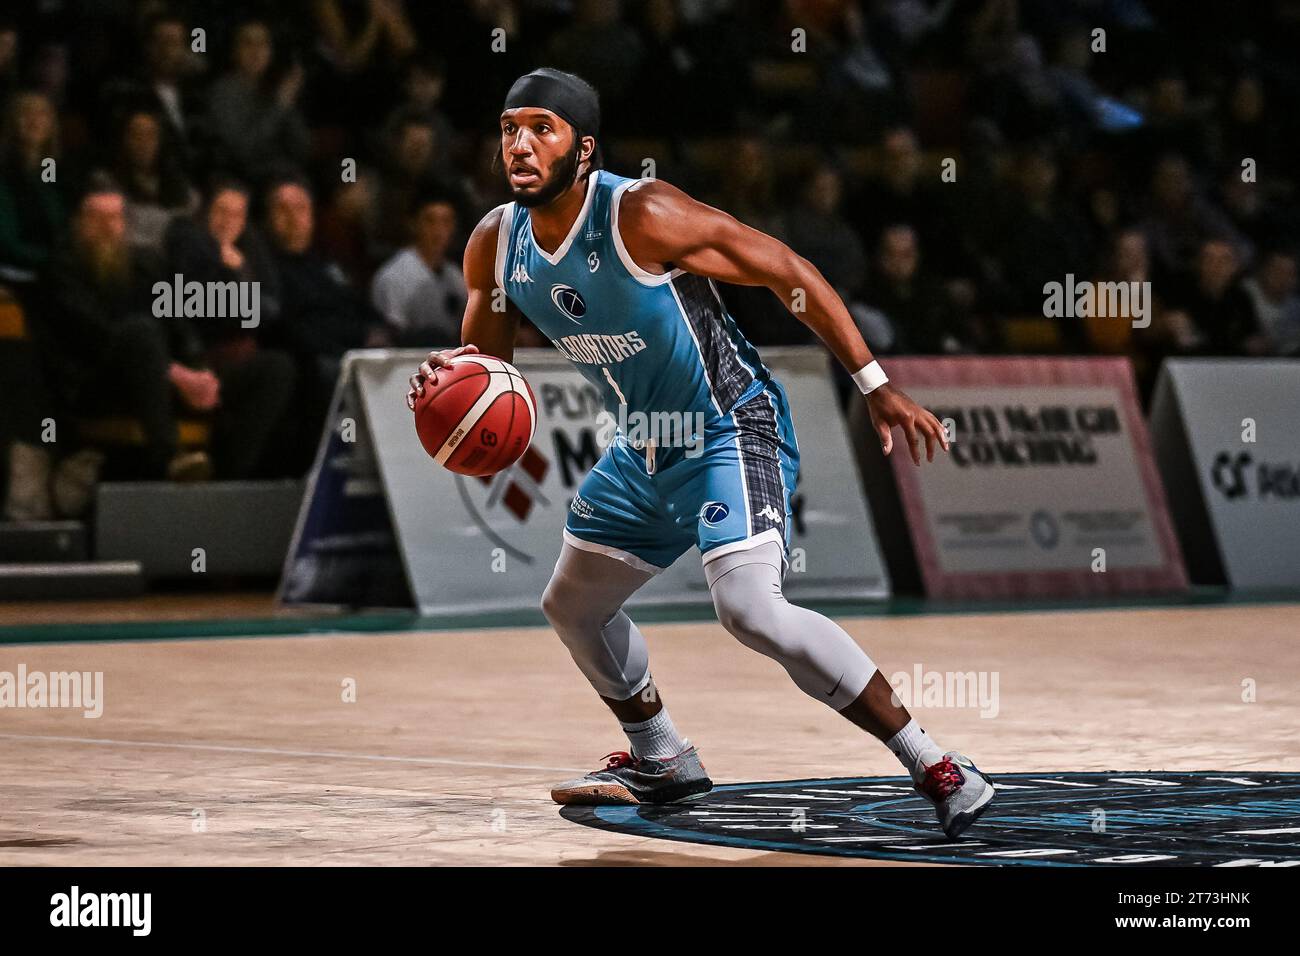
[563,382,800,573]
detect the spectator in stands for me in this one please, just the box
[414,0,530,131]
[165,179,282,354]
[463,130,513,220]
[1167,238,1266,356]
[265,176,386,471]
[1085,229,1155,355]
[310,0,416,127]
[1142,154,1241,281]
[113,108,198,255]
[207,19,310,186]
[101,13,205,169]
[370,186,467,347]
[1136,71,1211,170]
[995,147,1092,344]
[1217,163,1296,258]
[0,286,62,521]
[29,40,70,110]
[781,163,867,304]
[967,31,1059,144]
[1216,74,1281,180]
[43,178,213,482]
[313,0,417,74]
[388,53,456,168]
[316,177,376,287]
[709,137,799,347]
[0,90,67,285]
[363,110,447,263]
[1083,228,1170,400]
[867,224,963,355]
[1242,249,1300,357]
[0,18,19,106]
[163,179,298,479]
[846,128,947,273]
[267,177,386,362]
[714,136,781,236]
[798,0,899,142]
[633,0,728,135]
[1044,27,1108,145]
[545,0,644,130]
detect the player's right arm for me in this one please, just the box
[406,205,521,409]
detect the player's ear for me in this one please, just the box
[579,134,596,164]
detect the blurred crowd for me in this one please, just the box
[2,0,1299,519]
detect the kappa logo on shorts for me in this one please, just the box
[562,771,1300,866]
[550,284,587,323]
[699,501,730,526]
[758,504,783,525]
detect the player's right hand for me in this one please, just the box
[407,344,479,410]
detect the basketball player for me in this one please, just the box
[407,69,995,836]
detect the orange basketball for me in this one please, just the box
[413,355,537,476]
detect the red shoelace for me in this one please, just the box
[602,751,639,771]
[920,758,963,801]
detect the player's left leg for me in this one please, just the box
[705,543,995,837]
[682,383,994,836]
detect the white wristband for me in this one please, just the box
[852,360,889,395]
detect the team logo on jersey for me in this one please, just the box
[700,501,730,526]
[550,284,587,323]
[587,251,600,273]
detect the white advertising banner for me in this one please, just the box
[280,347,889,614]
[882,357,1186,599]
[1151,359,1300,590]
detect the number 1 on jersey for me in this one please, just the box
[602,366,628,406]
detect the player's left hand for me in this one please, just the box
[867,383,948,465]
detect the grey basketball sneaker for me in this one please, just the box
[915,751,996,838]
[550,746,713,805]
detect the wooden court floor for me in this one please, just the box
[1,602,1297,866]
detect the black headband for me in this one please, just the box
[503,69,600,137]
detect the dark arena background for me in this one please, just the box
[0,0,1297,939]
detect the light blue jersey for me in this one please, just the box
[496,171,772,423]
[494,170,799,572]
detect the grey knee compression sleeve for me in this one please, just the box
[705,542,877,711]
[541,542,655,701]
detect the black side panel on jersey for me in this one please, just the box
[669,273,754,412]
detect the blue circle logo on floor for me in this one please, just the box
[560,771,1300,866]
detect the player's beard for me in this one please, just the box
[511,139,580,208]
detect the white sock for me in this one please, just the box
[885,719,944,780]
[622,708,687,759]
